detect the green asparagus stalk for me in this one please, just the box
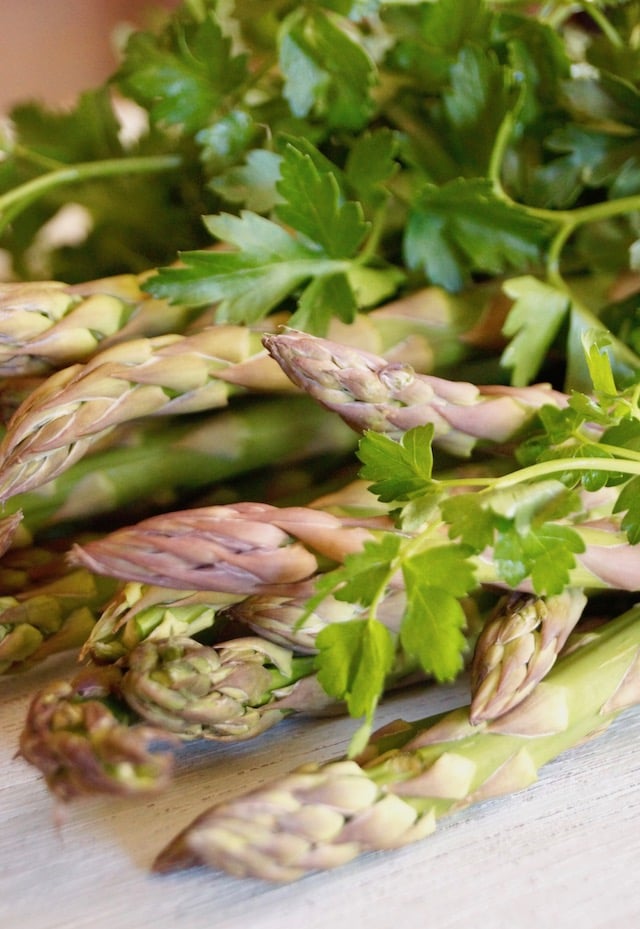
[82,582,243,664]
[1,395,357,538]
[19,582,424,797]
[0,324,301,501]
[262,330,569,455]
[71,503,392,592]
[469,588,587,723]
[0,271,507,378]
[20,630,424,798]
[0,278,516,502]
[120,636,322,740]
[0,568,120,674]
[153,601,640,882]
[0,272,203,375]
[71,496,640,596]
[120,635,425,743]
[18,664,178,800]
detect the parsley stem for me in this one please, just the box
[357,202,388,264]
[0,153,183,236]
[523,193,640,230]
[489,93,640,286]
[582,4,624,48]
[492,456,640,489]
[595,443,640,463]
[9,143,65,173]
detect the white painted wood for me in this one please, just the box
[1,653,639,928]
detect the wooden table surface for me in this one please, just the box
[1,652,639,929]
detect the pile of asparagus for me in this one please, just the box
[2,270,640,883]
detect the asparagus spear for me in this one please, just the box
[120,636,324,740]
[120,635,424,742]
[0,568,119,674]
[82,582,243,664]
[153,600,640,882]
[20,624,426,798]
[70,502,392,592]
[0,271,505,377]
[0,279,515,502]
[262,330,568,455]
[71,496,640,596]
[469,588,587,723]
[227,580,407,654]
[0,273,202,375]
[0,324,297,501]
[2,395,357,538]
[18,664,178,800]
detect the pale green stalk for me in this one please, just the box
[120,635,423,742]
[0,278,512,501]
[82,582,243,664]
[0,324,295,501]
[71,502,392,592]
[228,581,406,654]
[71,496,640,596]
[0,272,202,375]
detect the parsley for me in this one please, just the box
[2,0,640,372]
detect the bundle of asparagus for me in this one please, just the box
[2,0,640,905]
[12,323,625,884]
[16,331,637,812]
[18,581,427,799]
[154,600,640,882]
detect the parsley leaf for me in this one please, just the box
[315,617,396,722]
[613,476,640,544]
[437,43,514,175]
[279,7,376,131]
[330,534,403,608]
[116,10,248,133]
[146,135,398,326]
[357,425,435,503]
[493,522,585,595]
[500,276,570,386]
[208,148,284,212]
[292,272,358,331]
[404,178,549,291]
[400,544,475,681]
[440,492,497,551]
[146,211,345,321]
[275,142,368,258]
[344,129,399,212]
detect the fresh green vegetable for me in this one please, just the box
[1,1,639,384]
[2,395,357,538]
[5,0,640,888]
[18,664,178,801]
[0,568,119,674]
[468,587,587,723]
[153,598,640,882]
